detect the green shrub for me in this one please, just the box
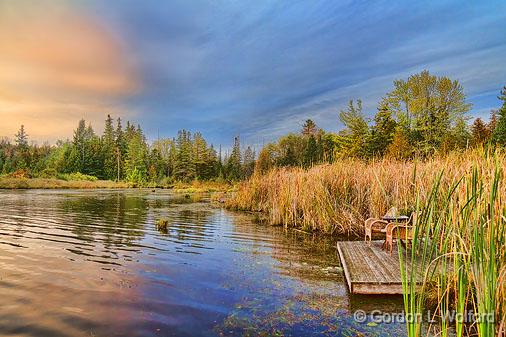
[38,168,58,178]
[126,167,145,186]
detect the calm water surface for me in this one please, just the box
[0,189,406,337]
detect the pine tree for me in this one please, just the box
[205,145,218,179]
[102,114,116,180]
[492,86,506,146]
[153,138,175,178]
[174,130,195,182]
[125,121,136,145]
[368,102,397,157]
[69,119,101,175]
[115,118,126,180]
[302,119,318,136]
[14,125,29,169]
[169,139,177,178]
[303,135,318,167]
[277,134,305,167]
[338,99,370,158]
[148,147,164,182]
[125,131,148,185]
[242,146,255,178]
[15,125,29,149]
[488,111,498,136]
[226,136,242,180]
[193,132,208,179]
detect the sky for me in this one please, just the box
[1,0,505,148]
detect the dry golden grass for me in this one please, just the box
[227,148,506,236]
[0,177,129,189]
[171,180,235,193]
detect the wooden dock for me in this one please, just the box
[336,240,420,295]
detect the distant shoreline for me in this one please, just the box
[0,177,129,190]
[0,177,234,193]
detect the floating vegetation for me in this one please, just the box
[156,218,169,233]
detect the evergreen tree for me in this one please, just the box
[87,136,104,177]
[125,121,137,145]
[226,136,242,180]
[125,131,148,185]
[205,145,219,179]
[148,147,164,182]
[277,134,304,167]
[68,119,102,176]
[153,138,175,178]
[102,114,116,180]
[0,116,238,182]
[368,102,397,157]
[302,119,318,136]
[492,86,506,146]
[242,146,255,178]
[15,125,29,149]
[115,118,127,180]
[14,125,29,169]
[338,99,370,158]
[303,135,318,167]
[193,132,208,179]
[488,111,498,136]
[174,130,195,182]
[169,139,177,178]
[319,133,339,163]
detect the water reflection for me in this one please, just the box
[0,190,405,337]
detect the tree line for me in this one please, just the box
[255,70,506,174]
[0,116,256,184]
[2,70,505,182]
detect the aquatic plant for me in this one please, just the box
[400,159,505,337]
[156,219,169,233]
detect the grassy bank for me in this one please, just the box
[0,177,129,189]
[0,176,234,192]
[227,148,506,236]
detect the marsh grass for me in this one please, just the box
[228,147,505,336]
[228,148,506,236]
[401,160,505,337]
[170,180,235,193]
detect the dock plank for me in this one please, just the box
[336,240,421,295]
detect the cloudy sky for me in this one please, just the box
[1,0,505,147]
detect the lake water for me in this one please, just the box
[0,189,406,336]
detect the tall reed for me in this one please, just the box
[228,148,506,236]
[400,160,505,337]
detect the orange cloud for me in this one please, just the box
[0,1,139,142]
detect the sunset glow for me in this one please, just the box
[0,1,138,141]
